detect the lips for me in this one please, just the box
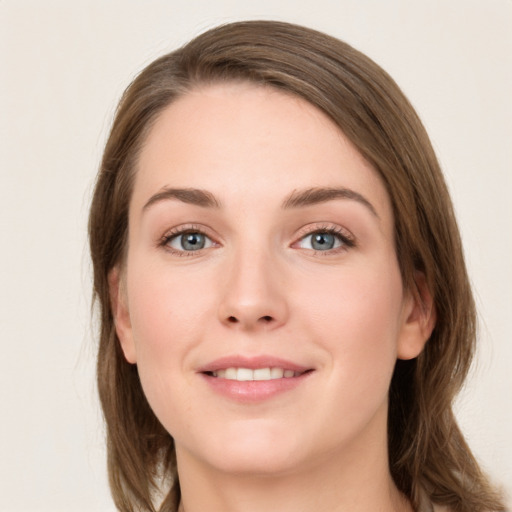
[198,355,311,376]
[197,356,314,402]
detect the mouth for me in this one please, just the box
[198,356,314,402]
[204,367,311,381]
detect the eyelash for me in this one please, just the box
[293,224,356,255]
[159,224,217,257]
[158,223,356,257]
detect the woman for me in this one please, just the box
[88,20,507,512]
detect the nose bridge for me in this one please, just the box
[218,237,288,330]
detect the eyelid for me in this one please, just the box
[157,222,355,256]
[291,223,356,252]
[158,224,220,256]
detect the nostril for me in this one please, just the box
[224,314,275,325]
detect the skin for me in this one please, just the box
[111,83,435,512]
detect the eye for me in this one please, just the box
[295,228,354,252]
[165,231,214,252]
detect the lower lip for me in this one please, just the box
[200,372,313,403]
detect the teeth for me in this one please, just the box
[225,367,237,380]
[270,367,284,379]
[253,368,271,381]
[211,367,300,381]
[237,368,253,381]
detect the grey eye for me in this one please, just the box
[311,233,336,250]
[168,232,213,251]
[298,232,342,251]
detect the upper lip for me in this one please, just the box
[197,355,312,374]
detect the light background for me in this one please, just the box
[0,1,510,510]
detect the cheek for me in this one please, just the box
[127,262,211,351]
[314,267,403,438]
[297,257,404,376]
[124,261,219,415]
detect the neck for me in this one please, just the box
[177,465,411,512]
[175,409,412,512]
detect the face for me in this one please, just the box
[112,83,430,477]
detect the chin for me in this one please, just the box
[178,419,307,476]
[205,447,302,477]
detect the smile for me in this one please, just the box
[198,356,314,402]
[210,367,305,381]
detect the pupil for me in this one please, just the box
[312,233,334,250]
[182,233,205,251]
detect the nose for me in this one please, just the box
[217,247,289,331]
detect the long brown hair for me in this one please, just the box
[88,20,506,512]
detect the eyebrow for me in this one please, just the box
[282,187,379,218]
[142,185,378,218]
[143,187,221,211]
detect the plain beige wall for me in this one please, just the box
[0,1,510,509]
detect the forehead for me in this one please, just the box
[133,82,392,224]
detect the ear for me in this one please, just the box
[108,266,137,364]
[397,271,436,360]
